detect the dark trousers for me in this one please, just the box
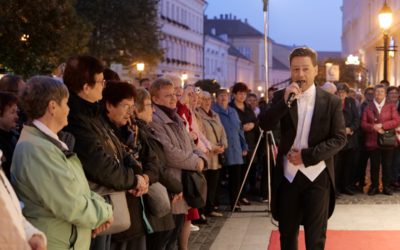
[355,149,370,187]
[147,229,173,250]
[391,147,400,181]
[227,164,241,208]
[165,214,185,250]
[204,169,221,214]
[370,149,394,188]
[110,236,146,250]
[90,234,111,250]
[334,148,355,191]
[277,170,330,250]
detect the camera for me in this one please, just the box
[194,87,201,93]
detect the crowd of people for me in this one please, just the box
[1,52,400,250]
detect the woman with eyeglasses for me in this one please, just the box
[101,81,158,250]
[11,76,113,250]
[63,56,148,250]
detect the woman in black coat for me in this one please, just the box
[63,56,147,250]
[334,83,360,195]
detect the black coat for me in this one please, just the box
[259,87,346,221]
[230,101,260,152]
[342,97,360,150]
[64,93,140,190]
[114,118,182,235]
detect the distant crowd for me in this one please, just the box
[1,55,399,250]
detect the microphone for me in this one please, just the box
[287,81,302,108]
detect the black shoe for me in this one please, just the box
[342,186,355,196]
[383,187,393,195]
[368,187,379,196]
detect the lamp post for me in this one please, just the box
[136,62,145,81]
[181,73,188,88]
[378,0,393,84]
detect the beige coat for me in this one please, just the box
[196,108,228,170]
[0,157,46,249]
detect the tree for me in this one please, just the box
[0,0,91,77]
[195,79,222,95]
[76,0,163,67]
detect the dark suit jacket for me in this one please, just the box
[259,86,346,221]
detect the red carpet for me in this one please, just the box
[268,230,400,250]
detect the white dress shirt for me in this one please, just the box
[284,84,326,183]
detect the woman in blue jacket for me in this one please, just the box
[212,89,248,211]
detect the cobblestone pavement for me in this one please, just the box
[188,190,400,249]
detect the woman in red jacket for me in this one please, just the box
[361,84,400,195]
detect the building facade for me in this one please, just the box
[156,0,206,84]
[342,0,400,86]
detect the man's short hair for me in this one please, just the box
[289,47,318,66]
[216,88,228,97]
[149,78,174,98]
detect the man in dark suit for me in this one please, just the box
[259,47,346,250]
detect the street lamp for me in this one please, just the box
[181,73,188,87]
[378,0,393,83]
[136,62,145,80]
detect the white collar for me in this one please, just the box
[32,120,69,150]
[374,98,386,108]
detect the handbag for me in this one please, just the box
[181,170,207,208]
[378,129,398,148]
[89,182,131,236]
[144,182,171,218]
[373,109,398,148]
[99,191,131,235]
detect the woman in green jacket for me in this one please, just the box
[11,76,113,250]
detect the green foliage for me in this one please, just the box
[0,0,91,77]
[76,0,163,66]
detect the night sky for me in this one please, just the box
[206,0,342,51]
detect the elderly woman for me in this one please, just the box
[11,76,113,249]
[133,88,183,250]
[101,81,157,250]
[62,56,147,250]
[361,84,400,196]
[197,91,227,216]
[213,88,248,211]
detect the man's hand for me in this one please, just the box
[92,217,114,238]
[242,150,248,156]
[28,235,46,250]
[243,122,255,132]
[287,148,303,165]
[284,82,302,103]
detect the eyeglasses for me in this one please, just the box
[119,103,135,111]
[95,79,105,87]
